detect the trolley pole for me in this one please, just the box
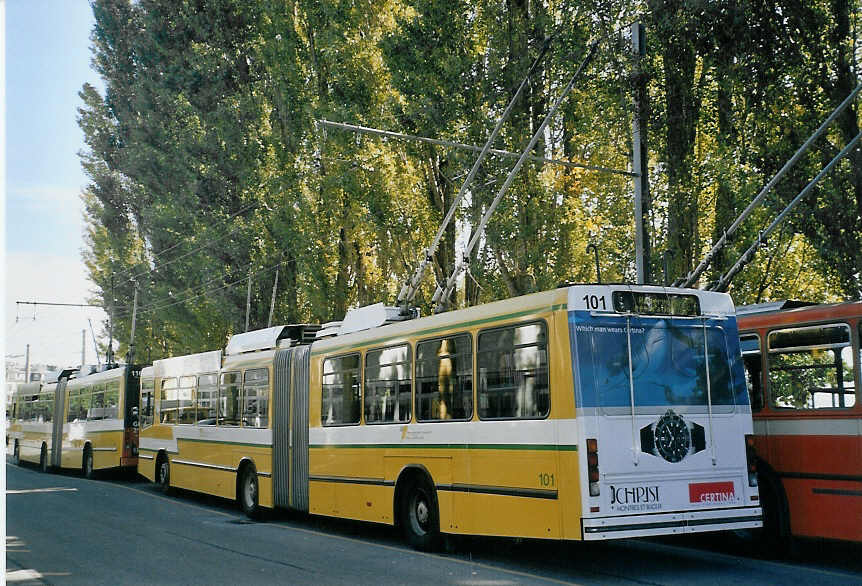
[245,266,253,332]
[631,23,651,284]
[267,264,279,328]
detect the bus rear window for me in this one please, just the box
[613,291,700,316]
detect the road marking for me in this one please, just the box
[6,569,43,582]
[7,487,78,495]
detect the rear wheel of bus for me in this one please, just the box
[39,444,48,472]
[156,454,171,493]
[400,476,440,551]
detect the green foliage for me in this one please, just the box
[79,0,861,361]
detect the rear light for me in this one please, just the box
[587,438,600,496]
[745,434,758,487]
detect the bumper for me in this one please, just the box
[582,506,762,540]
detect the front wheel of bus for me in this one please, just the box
[39,444,48,472]
[239,466,261,519]
[401,478,440,551]
[156,456,171,493]
[82,447,94,479]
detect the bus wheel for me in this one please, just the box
[239,465,261,519]
[400,477,440,551]
[12,441,20,466]
[39,444,48,472]
[156,455,171,493]
[82,447,94,479]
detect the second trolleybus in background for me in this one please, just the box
[138,284,761,548]
[737,300,861,544]
[8,363,140,476]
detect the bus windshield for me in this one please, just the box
[571,313,747,412]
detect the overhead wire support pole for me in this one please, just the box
[395,37,554,311]
[711,129,862,293]
[678,82,862,288]
[317,121,634,177]
[434,40,601,314]
[127,281,139,364]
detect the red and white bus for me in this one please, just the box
[737,300,861,543]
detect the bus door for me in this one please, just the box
[570,303,752,522]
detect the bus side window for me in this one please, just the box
[105,381,120,419]
[739,334,763,411]
[477,322,549,420]
[364,345,411,424]
[219,372,241,426]
[768,323,855,409]
[322,354,361,426]
[242,369,269,428]
[416,335,473,422]
[140,380,155,428]
[178,376,197,424]
[196,374,218,425]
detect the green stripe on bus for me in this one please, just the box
[311,303,568,356]
[309,443,577,451]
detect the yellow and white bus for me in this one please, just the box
[139,285,761,547]
[9,365,140,476]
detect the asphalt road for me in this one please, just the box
[6,459,862,585]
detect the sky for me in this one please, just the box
[5,0,108,372]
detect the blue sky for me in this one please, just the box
[5,1,108,369]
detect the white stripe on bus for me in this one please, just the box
[753,418,862,436]
[309,418,580,447]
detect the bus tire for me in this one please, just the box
[82,446,94,479]
[156,454,171,494]
[12,440,20,466]
[757,465,794,556]
[39,444,48,472]
[238,464,261,519]
[400,476,441,551]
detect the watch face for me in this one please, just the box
[654,410,691,463]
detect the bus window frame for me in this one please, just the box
[321,352,362,427]
[415,332,474,423]
[766,321,855,410]
[476,319,551,421]
[364,343,413,425]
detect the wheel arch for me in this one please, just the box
[235,457,257,497]
[393,464,437,528]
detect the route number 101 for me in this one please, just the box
[583,295,607,310]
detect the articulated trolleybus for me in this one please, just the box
[139,284,760,546]
[9,364,140,476]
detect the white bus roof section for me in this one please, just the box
[154,350,222,378]
[226,326,291,355]
[567,284,736,316]
[141,365,154,379]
